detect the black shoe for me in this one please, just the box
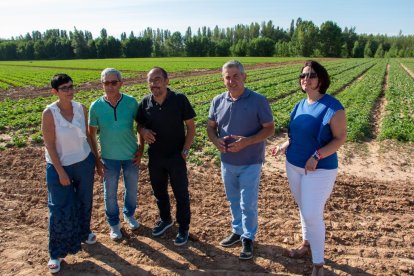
[239,238,253,260]
[174,230,189,246]
[152,220,173,236]
[220,233,241,247]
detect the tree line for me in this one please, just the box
[0,18,413,60]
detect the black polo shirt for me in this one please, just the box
[136,89,196,157]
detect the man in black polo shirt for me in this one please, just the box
[136,67,196,246]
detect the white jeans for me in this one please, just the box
[286,161,338,264]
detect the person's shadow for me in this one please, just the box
[58,260,118,275]
[81,241,155,275]
[78,225,375,275]
[120,224,269,273]
[258,243,376,275]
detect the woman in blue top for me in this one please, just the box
[272,60,347,276]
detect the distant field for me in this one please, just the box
[0,56,302,71]
[0,57,304,90]
[0,57,413,160]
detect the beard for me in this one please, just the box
[150,87,165,97]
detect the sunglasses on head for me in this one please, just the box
[102,80,120,86]
[299,72,318,79]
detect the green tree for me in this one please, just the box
[319,21,342,57]
[342,27,358,58]
[215,39,230,56]
[0,42,17,60]
[291,20,318,56]
[247,37,274,56]
[71,28,89,58]
[16,41,34,60]
[364,40,373,58]
[34,40,47,59]
[185,36,211,56]
[352,40,364,57]
[340,43,349,58]
[165,31,184,56]
[289,19,295,38]
[275,41,291,57]
[106,36,122,58]
[374,43,384,58]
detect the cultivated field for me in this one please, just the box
[0,57,413,275]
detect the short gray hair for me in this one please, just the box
[222,60,245,74]
[101,68,122,82]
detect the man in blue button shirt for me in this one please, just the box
[207,60,274,260]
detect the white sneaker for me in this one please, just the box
[124,215,140,230]
[109,223,122,240]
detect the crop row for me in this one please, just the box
[379,61,414,141]
[0,59,412,152]
[0,57,304,72]
[0,65,137,90]
[269,60,377,129]
[336,61,387,141]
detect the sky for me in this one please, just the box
[0,0,413,39]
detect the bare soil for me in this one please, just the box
[1,62,413,275]
[0,136,413,275]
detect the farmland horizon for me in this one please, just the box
[1,0,413,40]
[0,56,413,275]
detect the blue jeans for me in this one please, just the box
[221,162,262,241]
[46,152,95,259]
[102,158,139,226]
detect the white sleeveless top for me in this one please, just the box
[45,101,91,166]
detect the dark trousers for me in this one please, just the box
[148,153,190,232]
[46,152,95,259]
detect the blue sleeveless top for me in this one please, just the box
[286,94,344,169]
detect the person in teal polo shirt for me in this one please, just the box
[89,68,144,240]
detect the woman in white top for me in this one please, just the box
[42,74,96,274]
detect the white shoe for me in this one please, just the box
[47,258,62,274]
[109,223,122,240]
[124,215,140,230]
[84,232,97,244]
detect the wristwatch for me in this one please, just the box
[312,153,320,161]
[312,150,321,161]
[182,149,189,156]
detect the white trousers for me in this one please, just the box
[286,161,338,264]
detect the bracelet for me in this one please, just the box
[277,144,285,153]
[312,150,322,161]
[316,149,323,159]
[182,149,189,156]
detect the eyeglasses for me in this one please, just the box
[148,77,163,84]
[299,72,318,79]
[102,80,120,86]
[57,85,74,92]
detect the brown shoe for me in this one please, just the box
[288,241,310,258]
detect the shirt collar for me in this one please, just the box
[151,88,171,105]
[225,88,250,101]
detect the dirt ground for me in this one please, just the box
[0,61,413,275]
[0,135,413,275]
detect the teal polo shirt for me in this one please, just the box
[89,94,138,160]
